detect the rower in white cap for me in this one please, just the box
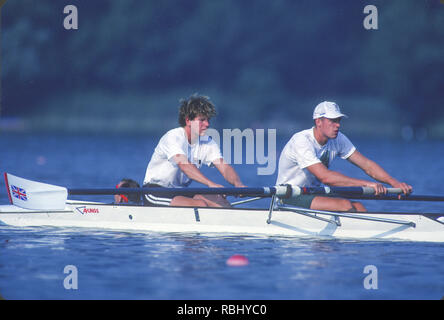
[276,101,412,212]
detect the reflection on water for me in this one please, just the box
[1,224,443,299]
[1,134,444,299]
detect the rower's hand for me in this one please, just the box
[208,182,224,188]
[207,182,227,199]
[391,181,413,199]
[234,182,247,198]
[365,182,387,196]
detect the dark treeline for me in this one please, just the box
[1,0,443,132]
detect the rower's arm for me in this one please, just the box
[212,158,246,187]
[307,162,372,188]
[347,150,412,194]
[173,154,222,188]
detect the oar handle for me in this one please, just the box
[362,187,403,195]
[293,186,403,196]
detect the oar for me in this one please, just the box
[68,186,281,197]
[3,173,291,210]
[61,186,444,202]
[5,173,444,211]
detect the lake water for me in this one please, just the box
[0,132,443,300]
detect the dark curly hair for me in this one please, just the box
[178,94,217,127]
[117,178,141,204]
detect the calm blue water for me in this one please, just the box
[1,132,443,300]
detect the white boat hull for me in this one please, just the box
[0,202,443,242]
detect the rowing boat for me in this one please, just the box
[1,173,444,242]
[1,201,444,242]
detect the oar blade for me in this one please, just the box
[4,173,68,210]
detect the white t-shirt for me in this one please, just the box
[276,127,356,187]
[144,127,222,188]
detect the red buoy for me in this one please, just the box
[226,254,249,267]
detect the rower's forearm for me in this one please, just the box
[363,160,399,186]
[221,165,243,187]
[179,163,215,187]
[321,170,370,187]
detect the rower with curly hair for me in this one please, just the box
[143,94,246,207]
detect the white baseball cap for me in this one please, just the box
[313,101,348,119]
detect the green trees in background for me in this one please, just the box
[2,0,443,132]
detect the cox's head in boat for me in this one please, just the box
[276,101,412,212]
[143,94,246,208]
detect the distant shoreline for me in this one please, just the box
[1,90,443,140]
[1,115,442,142]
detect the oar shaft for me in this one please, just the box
[68,185,410,200]
[68,186,287,197]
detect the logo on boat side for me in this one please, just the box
[75,206,99,214]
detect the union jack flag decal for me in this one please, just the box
[11,185,28,201]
